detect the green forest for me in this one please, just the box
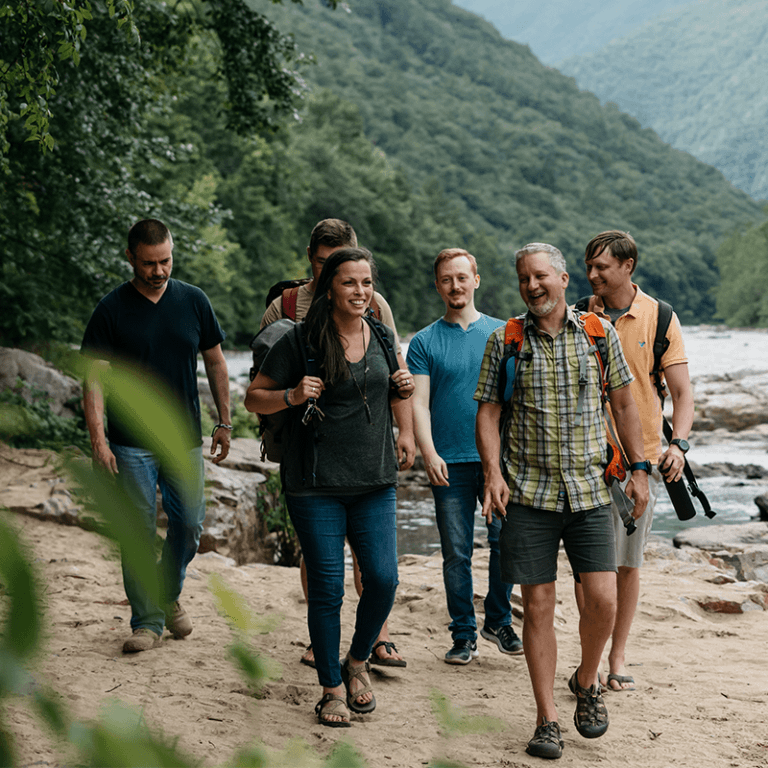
[561,0,768,202]
[2,0,766,352]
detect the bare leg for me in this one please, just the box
[521,582,559,724]
[351,547,404,664]
[576,571,617,689]
[606,566,639,690]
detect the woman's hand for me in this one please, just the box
[290,376,325,406]
[391,368,414,399]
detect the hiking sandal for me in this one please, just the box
[341,657,376,714]
[314,693,351,728]
[569,668,609,739]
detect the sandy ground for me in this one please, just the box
[3,446,768,768]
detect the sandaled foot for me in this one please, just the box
[369,640,407,668]
[315,693,351,728]
[341,657,376,714]
[606,673,635,692]
[526,717,564,759]
[300,644,316,669]
[569,668,609,739]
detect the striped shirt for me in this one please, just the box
[474,306,634,512]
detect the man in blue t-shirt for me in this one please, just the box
[407,248,522,664]
[81,219,232,654]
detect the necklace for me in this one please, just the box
[347,320,371,424]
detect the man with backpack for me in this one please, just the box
[577,230,693,693]
[259,218,414,668]
[407,248,521,665]
[475,243,648,759]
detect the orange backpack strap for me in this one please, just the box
[369,295,381,320]
[281,286,301,320]
[504,318,524,347]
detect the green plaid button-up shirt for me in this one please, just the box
[474,306,633,513]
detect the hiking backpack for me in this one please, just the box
[248,312,399,463]
[265,277,382,321]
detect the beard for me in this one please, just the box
[525,295,559,317]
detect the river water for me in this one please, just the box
[220,326,768,555]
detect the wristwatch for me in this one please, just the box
[670,438,690,454]
[629,460,652,474]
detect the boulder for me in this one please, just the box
[755,493,768,521]
[673,521,768,550]
[692,370,768,431]
[0,347,82,417]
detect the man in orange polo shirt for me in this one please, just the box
[577,230,693,692]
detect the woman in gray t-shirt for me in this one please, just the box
[245,248,414,728]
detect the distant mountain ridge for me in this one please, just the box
[450,0,690,64]
[560,0,768,201]
[253,0,764,322]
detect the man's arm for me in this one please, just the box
[82,360,118,474]
[608,384,650,518]
[657,363,693,483]
[391,351,415,470]
[412,374,448,486]
[476,401,508,523]
[201,344,231,464]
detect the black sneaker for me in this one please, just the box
[526,718,564,759]
[444,638,479,665]
[480,625,524,655]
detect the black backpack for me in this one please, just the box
[248,312,399,463]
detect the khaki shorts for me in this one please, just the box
[613,467,663,569]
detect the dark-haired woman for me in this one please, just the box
[245,247,414,727]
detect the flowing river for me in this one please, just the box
[219,325,768,555]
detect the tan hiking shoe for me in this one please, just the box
[122,628,162,654]
[167,601,192,638]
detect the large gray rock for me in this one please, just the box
[673,521,768,550]
[692,371,768,431]
[0,347,82,417]
[674,522,768,583]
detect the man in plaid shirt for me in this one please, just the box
[475,243,648,760]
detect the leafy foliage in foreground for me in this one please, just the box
[0,362,490,767]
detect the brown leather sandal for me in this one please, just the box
[315,693,351,728]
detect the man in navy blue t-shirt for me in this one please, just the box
[81,219,231,653]
[407,248,522,665]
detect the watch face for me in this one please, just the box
[672,439,690,453]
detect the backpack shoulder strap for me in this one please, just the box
[365,313,399,374]
[498,318,528,403]
[369,295,382,320]
[281,286,301,320]
[652,299,673,402]
[574,295,592,313]
[574,311,610,425]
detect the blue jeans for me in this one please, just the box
[286,487,399,689]
[431,462,512,642]
[111,443,206,636]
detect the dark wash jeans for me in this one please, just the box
[431,462,513,642]
[286,486,398,689]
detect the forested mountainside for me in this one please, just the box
[254,0,763,325]
[4,0,765,350]
[560,0,768,201]
[450,0,690,64]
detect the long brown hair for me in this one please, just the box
[304,247,377,386]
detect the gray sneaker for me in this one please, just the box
[480,625,524,655]
[122,628,162,654]
[444,639,479,665]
